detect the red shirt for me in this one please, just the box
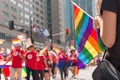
[11,49,24,68]
[37,56,45,70]
[25,51,38,70]
[70,54,77,64]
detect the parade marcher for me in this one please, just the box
[37,55,45,80]
[50,51,58,79]
[69,49,77,79]
[43,50,51,80]
[58,50,69,80]
[5,44,24,80]
[25,44,39,80]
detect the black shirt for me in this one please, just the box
[101,0,120,67]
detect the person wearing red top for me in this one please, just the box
[0,54,9,80]
[43,50,51,80]
[37,56,45,80]
[25,45,39,80]
[5,45,24,80]
[70,49,77,79]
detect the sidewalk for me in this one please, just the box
[0,66,96,80]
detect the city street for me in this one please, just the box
[0,66,96,80]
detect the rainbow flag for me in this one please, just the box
[0,39,5,44]
[73,3,100,69]
[12,38,21,46]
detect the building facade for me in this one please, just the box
[0,0,46,48]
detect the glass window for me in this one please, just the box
[40,16,44,20]
[36,13,39,18]
[25,21,29,25]
[30,10,33,14]
[2,11,9,17]
[40,10,43,14]
[36,19,39,24]
[18,3,23,9]
[36,1,39,6]
[36,7,39,12]
[24,7,29,12]
[24,14,29,19]
[2,3,9,9]
[11,15,17,20]
[40,4,43,9]
[11,7,17,13]
[41,22,44,26]
[10,0,16,5]
[24,1,29,6]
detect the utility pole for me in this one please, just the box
[30,16,33,44]
[50,26,53,50]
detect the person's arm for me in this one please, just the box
[18,50,25,60]
[100,10,117,48]
[4,54,12,65]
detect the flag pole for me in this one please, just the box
[71,1,94,19]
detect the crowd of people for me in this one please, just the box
[0,43,79,80]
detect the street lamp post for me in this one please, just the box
[30,17,33,44]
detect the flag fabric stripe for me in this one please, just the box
[82,48,93,61]
[77,19,93,53]
[87,35,99,53]
[75,9,84,29]
[77,52,89,65]
[75,13,86,39]
[76,15,89,48]
[77,58,85,68]
[74,5,80,19]
[85,41,98,57]
[74,3,100,69]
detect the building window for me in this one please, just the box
[40,16,44,20]
[36,7,39,12]
[24,1,29,6]
[2,19,8,26]
[18,10,24,16]
[2,3,9,9]
[11,7,17,13]
[40,10,43,14]
[2,11,9,17]
[36,20,39,24]
[24,7,29,12]
[40,4,43,9]
[25,21,29,25]
[36,1,39,6]
[10,0,16,5]
[24,14,29,19]
[11,15,17,20]
[20,0,23,2]
[19,18,23,23]
[41,22,44,26]
[36,13,39,18]
[18,3,23,9]
[30,10,33,14]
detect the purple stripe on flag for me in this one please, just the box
[77,18,93,53]
[77,58,85,69]
[0,65,10,68]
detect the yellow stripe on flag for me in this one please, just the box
[85,41,98,57]
[75,10,84,29]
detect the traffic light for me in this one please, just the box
[65,28,70,36]
[9,20,14,30]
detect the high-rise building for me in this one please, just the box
[0,0,46,48]
[45,0,66,45]
[73,0,97,16]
